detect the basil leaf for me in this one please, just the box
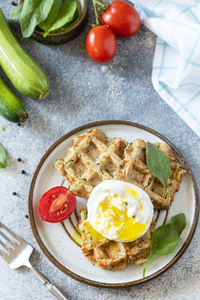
[10,2,24,19]
[43,0,77,36]
[171,213,186,236]
[142,213,186,278]
[150,224,181,258]
[0,144,7,169]
[39,0,63,37]
[20,0,54,38]
[146,142,171,197]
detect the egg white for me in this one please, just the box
[87,180,154,242]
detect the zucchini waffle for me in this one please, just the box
[55,128,185,209]
[78,209,155,271]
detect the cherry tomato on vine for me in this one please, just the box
[38,186,76,223]
[101,1,141,38]
[86,25,117,63]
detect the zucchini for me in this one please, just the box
[0,8,49,100]
[0,78,28,123]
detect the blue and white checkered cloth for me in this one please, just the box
[133,0,200,137]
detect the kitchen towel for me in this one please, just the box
[133,0,200,137]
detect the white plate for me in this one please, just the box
[29,121,199,287]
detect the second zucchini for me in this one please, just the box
[0,78,28,123]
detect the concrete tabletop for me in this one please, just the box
[0,1,199,299]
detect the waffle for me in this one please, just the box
[78,209,155,271]
[120,139,186,209]
[55,128,128,198]
[56,128,185,209]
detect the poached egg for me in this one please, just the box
[87,180,154,242]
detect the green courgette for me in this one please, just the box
[0,8,49,100]
[0,78,28,123]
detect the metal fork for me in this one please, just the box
[0,222,67,300]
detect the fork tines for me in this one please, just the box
[0,222,19,256]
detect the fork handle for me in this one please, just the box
[46,282,68,300]
[29,265,67,300]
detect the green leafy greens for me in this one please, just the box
[10,2,24,19]
[0,144,7,169]
[38,0,63,37]
[39,0,77,37]
[10,0,78,38]
[142,213,186,278]
[146,141,171,197]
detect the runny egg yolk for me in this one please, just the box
[96,195,147,242]
[126,186,143,210]
[85,222,104,241]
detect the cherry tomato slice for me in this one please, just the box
[86,25,117,63]
[101,1,141,38]
[38,186,76,223]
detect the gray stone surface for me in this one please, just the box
[0,1,199,300]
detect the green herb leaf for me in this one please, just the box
[0,144,7,169]
[39,0,63,37]
[170,213,186,236]
[146,142,171,197]
[43,0,77,36]
[20,0,54,38]
[10,2,24,19]
[142,213,186,278]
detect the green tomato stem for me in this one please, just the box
[91,0,109,25]
[94,0,107,9]
[92,0,100,25]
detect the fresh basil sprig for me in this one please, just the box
[0,143,7,169]
[146,142,171,197]
[142,213,186,278]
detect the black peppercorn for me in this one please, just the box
[21,170,26,174]
[12,192,17,196]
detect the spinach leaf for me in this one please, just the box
[142,213,186,278]
[10,2,24,19]
[146,142,171,197]
[0,144,7,169]
[43,0,77,36]
[39,0,63,37]
[20,0,54,38]
[54,8,79,32]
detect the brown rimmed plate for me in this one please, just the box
[28,121,199,287]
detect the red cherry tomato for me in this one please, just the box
[38,186,76,223]
[86,25,117,63]
[101,1,141,38]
